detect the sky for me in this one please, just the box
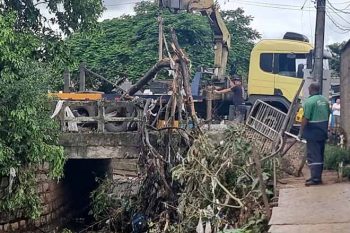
[101,0,350,45]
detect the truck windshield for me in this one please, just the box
[277,53,307,78]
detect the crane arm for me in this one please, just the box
[159,0,231,79]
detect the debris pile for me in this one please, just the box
[88,30,276,233]
[90,126,273,233]
[169,126,272,232]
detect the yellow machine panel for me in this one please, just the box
[295,107,304,123]
[49,92,103,101]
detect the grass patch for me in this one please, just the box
[324,145,350,178]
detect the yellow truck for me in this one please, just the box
[247,32,331,113]
[160,1,331,119]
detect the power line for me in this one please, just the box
[232,0,314,11]
[327,0,350,31]
[326,10,350,31]
[327,0,350,13]
[331,0,350,4]
[309,0,315,39]
[105,0,316,11]
[234,0,314,10]
[325,1,350,33]
[105,1,144,7]
[326,9,350,33]
[301,0,309,9]
[235,0,310,8]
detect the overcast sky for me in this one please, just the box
[101,0,350,45]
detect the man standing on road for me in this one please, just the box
[214,75,244,122]
[299,83,330,186]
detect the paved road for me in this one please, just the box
[269,173,350,233]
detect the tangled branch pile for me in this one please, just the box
[91,126,273,233]
[90,29,274,233]
[170,126,272,232]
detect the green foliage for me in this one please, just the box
[90,179,113,220]
[0,62,66,218]
[170,126,271,232]
[67,1,260,84]
[324,145,350,177]
[61,229,73,233]
[0,0,102,220]
[327,41,346,76]
[222,8,260,76]
[0,1,104,88]
[219,212,267,232]
[90,179,137,232]
[1,0,103,35]
[0,13,40,70]
[0,167,42,218]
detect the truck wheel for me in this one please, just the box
[105,105,134,132]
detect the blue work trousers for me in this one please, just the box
[306,140,326,182]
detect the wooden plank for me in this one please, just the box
[269,223,350,233]
[269,201,350,225]
[278,183,350,208]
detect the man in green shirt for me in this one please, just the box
[300,83,330,186]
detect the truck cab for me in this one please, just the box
[247,32,331,112]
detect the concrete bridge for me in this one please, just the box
[60,132,140,159]
[59,132,142,180]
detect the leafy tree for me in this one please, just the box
[0,62,65,218]
[0,0,104,81]
[327,41,346,76]
[222,8,260,76]
[0,1,103,217]
[0,0,103,35]
[67,1,260,85]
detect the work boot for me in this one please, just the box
[305,179,322,186]
[309,165,323,185]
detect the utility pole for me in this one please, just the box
[63,68,70,93]
[313,0,326,93]
[79,62,86,92]
[158,16,164,61]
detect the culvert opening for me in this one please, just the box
[63,159,111,230]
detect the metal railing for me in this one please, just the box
[54,100,142,133]
[246,100,288,141]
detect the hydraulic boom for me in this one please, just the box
[159,0,231,80]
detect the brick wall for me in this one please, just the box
[341,44,350,148]
[0,163,72,233]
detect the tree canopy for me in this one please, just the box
[327,41,346,77]
[0,0,104,78]
[67,1,260,85]
[0,0,103,35]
